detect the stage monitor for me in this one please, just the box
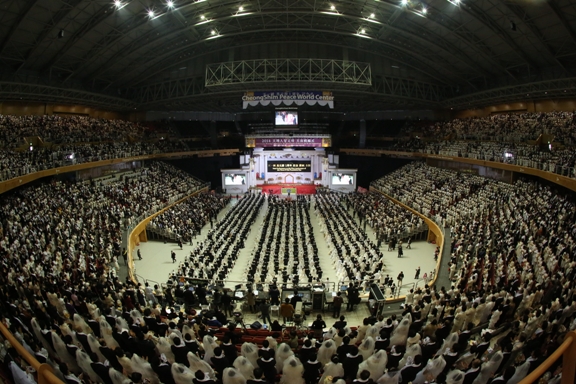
[275,110,298,126]
[224,173,246,185]
[332,173,354,185]
[268,160,311,173]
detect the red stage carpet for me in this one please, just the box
[260,184,318,195]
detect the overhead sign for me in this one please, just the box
[242,91,334,109]
[268,160,312,173]
[246,136,331,148]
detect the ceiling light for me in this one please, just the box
[330,5,336,10]
[211,29,216,35]
[114,0,122,7]
[401,0,408,5]
[360,28,366,34]
[422,7,427,14]
[167,0,174,7]
[200,14,205,19]
[148,10,155,17]
[370,13,375,18]
[238,6,244,11]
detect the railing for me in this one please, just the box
[518,331,576,384]
[0,148,238,194]
[0,322,63,384]
[343,147,576,192]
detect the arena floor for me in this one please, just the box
[132,195,437,326]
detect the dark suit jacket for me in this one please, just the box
[399,363,422,383]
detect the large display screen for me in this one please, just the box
[275,111,298,126]
[268,160,311,173]
[224,173,246,185]
[332,173,354,185]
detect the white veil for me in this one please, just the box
[73,314,92,335]
[358,336,375,361]
[87,334,106,363]
[156,337,176,364]
[171,363,196,384]
[131,353,160,384]
[275,343,294,373]
[51,332,81,374]
[440,332,459,353]
[318,340,337,366]
[398,343,421,369]
[376,370,400,384]
[507,361,531,384]
[99,319,120,350]
[280,356,305,384]
[412,355,446,384]
[223,367,247,384]
[188,352,216,379]
[358,349,387,380]
[390,313,412,346]
[30,318,57,358]
[109,368,131,384]
[203,335,218,363]
[319,360,344,384]
[241,342,259,368]
[75,349,101,383]
[446,369,465,384]
[234,356,255,380]
[472,351,503,384]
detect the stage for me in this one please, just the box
[257,183,318,195]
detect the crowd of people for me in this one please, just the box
[380,112,576,179]
[314,192,385,290]
[246,195,322,285]
[369,162,576,383]
[148,194,231,243]
[0,115,217,182]
[173,195,265,282]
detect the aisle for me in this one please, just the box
[308,196,340,288]
[223,197,269,288]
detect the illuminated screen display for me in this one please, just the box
[332,173,354,185]
[275,111,298,126]
[224,173,246,185]
[267,161,311,173]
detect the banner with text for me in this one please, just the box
[242,91,334,109]
[248,137,330,148]
[268,160,312,173]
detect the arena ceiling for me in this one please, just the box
[1,0,576,113]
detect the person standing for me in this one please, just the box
[137,249,142,260]
[280,298,295,324]
[415,266,421,279]
[397,244,403,258]
[171,251,176,263]
[311,314,326,339]
[259,299,272,325]
[332,292,344,318]
[397,271,404,287]
[122,248,128,265]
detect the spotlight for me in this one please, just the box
[401,0,408,5]
[238,6,243,11]
[148,10,155,17]
[211,29,216,35]
[369,13,375,18]
[360,28,366,34]
[167,0,174,7]
[422,7,427,14]
[330,4,335,10]
[200,14,205,19]
[114,0,122,7]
